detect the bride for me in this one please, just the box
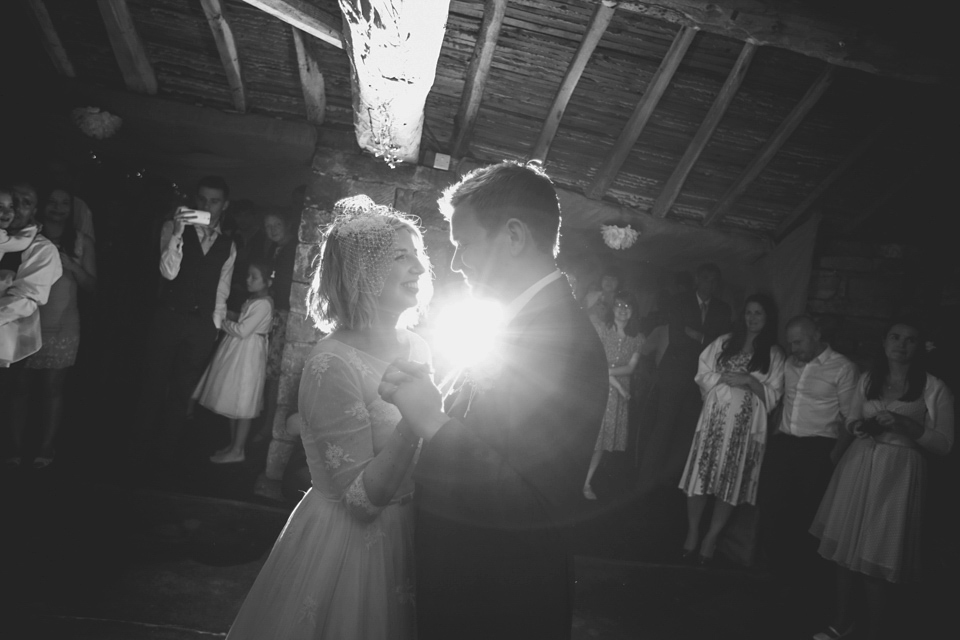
[226,195,432,640]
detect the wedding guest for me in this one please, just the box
[132,176,236,465]
[8,184,97,469]
[583,290,644,500]
[1,181,62,468]
[252,209,297,444]
[224,196,432,639]
[810,318,953,640]
[639,263,732,488]
[679,293,785,564]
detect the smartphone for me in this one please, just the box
[178,208,212,226]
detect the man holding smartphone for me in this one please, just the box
[133,176,236,467]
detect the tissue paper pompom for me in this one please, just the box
[600,224,639,250]
[72,107,123,140]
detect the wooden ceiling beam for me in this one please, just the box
[586,24,697,200]
[702,64,835,228]
[619,0,942,83]
[451,0,508,160]
[775,118,892,240]
[96,0,157,94]
[24,0,75,77]
[239,0,343,49]
[652,40,756,219]
[199,0,246,112]
[841,163,923,235]
[529,0,618,162]
[292,27,326,126]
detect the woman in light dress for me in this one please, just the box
[225,195,432,640]
[679,293,785,564]
[583,290,644,500]
[809,319,953,640]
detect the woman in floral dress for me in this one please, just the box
[583,290,644,500]
[225,196,432,640]
[679,293,785,564]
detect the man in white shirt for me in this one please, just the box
[133,176,236,465]
[379,161,608,639]
[759,315,858,628]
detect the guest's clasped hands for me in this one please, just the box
[719,372,753,389]
[379,360,447,441]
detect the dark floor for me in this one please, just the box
[4,370,958,640]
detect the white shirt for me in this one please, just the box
[159,220,237,329]
[779,345,858,438]
[501,269,563,326]
[0,226,63,327]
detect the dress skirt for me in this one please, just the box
[195,333,268,419]
[226,488,416,640]
[810,438,924,583]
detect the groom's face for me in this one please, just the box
[449,203,509,299]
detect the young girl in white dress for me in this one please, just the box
[194,260,274,464]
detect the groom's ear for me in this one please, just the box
[504,218,527,256]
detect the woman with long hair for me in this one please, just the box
[224,195,432,640]
[8,183,96,468]
[809,318,953,640]
[679,293,785,564]
[583,290,644,499]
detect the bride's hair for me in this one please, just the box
[307,195,432,332]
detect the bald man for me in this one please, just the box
[758,315,858,628]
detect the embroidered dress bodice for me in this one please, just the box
[298,333,430,520]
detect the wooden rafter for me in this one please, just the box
[24,0,75,77]
[702,64,835,228]
[292,27,326,126]
[530,0,617,162]
[586,24,698,200]
[239,0,342,49]
[652,40,756,219]
[451,0,508,159]
[199,0,246,112]
[619,0,942,83]
[775,119,892,239]
[97,0,157,94]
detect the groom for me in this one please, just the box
[380,161,608,639]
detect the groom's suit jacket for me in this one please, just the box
[413,276,608,640]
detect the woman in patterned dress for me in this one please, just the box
[225,196,432,640]
[11,184,96,469]
[809,319,953,640]
[583,290,644,500]
[679,293,785,564]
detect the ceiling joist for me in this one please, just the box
[24,0,75,78]
[530,0,617,162]
[652,40,756,219]
[199,0,246,112]
[619,0,943,83]
[239,0,343,49]
[775,119,892,239]
[586,24,698,200]
[96,0,157,94]
[291,27,326,126]
[702,64,835,228]
[451,0,508,160]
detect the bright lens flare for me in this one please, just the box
[432,298,504,371]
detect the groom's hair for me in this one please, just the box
[439,160,561,256]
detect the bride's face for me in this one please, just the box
[376,229,426,316]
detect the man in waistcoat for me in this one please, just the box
[134,176,236,464]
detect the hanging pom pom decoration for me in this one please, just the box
[600,224,639,250]
[72,106,123,139]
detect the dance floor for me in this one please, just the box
[4,443,953,640]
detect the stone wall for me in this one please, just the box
[806,234,958,375]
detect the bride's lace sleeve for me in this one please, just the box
[298,350,384,522]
